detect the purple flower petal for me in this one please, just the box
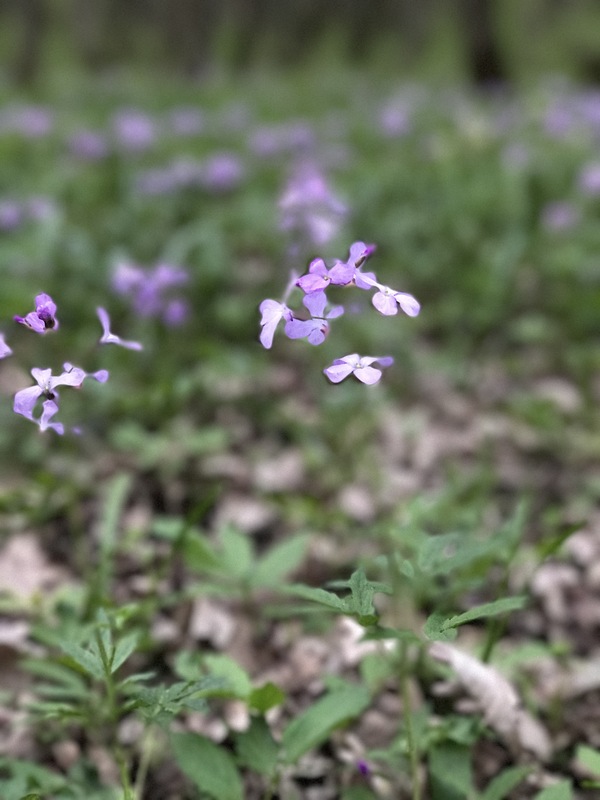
[39,399,64,434]
[13,384,43,420]
[395,292,420,317]
[0,333,12,359]
[372,292,399,316]
[97,307,143,351]
[354,366,383,384]
[303,291,327,318]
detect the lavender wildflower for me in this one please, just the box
[323,354,394,385]
[14,293,59,333]
[578,162,600,197]
[259,299,294,349]
[14,363,108,434]
[284,292,344,346]
[96,307,143,351]
[111,261,190,326]
[112,109,156,152]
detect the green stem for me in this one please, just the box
[399,640,421,800]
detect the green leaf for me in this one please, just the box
[424,597,526,641]
[362,625,420,644]
[171,732,243,800]
[481,765,531,800]
[234,717,279,776]
[248,682,285,713]
[282,685,370,764]
[423,612,458,642]
[576,744,600,776]
[429,743,473,800]
[219,525,253,577]
[111,631,140,674]
[182,530,222,573]
[19,795,42,800]
[251,534,309,588]
[59,642,105,680]
[533,782,573,800]
[203,654,252,698]
[444,597,527,628]
[281,584,349,613]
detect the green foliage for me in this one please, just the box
[281,683,371,764]
[171,733,243,800]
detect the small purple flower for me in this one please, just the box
[284,292,344,346]
[323,354,394,385]
[112,109,156,152]
[68,129,109,161]
[0,200,23,231]
[14,293,59,333]
[96,307,143,351]
[259,299,293,349]
[371,284,421,317]
[0,333,12,359]
[13,363,108,434]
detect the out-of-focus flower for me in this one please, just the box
[279,161,347,250]
[0,105,53,138]
[112,109,156,152]
[249,121,315,158]
[324,354,394,385]
[0,201,23,231]
[14,363,108,434]
[111,262,190,326]
[578,162,600,196]
[541,201,580,232]
[96,307,143,351]
[68,129,109,160]
[14,293,59,334]
[0,333,12,359]
[200,152,245,192]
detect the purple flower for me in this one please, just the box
[0,333,12,359]
[112,109,156,152]
[278,161,347,249]
[0,200,23,231]
[14,293,59,333]
[200,152,245,192]
[284,292,344,346]
[370,284,421,317]
[97,307,143,351]
[111,261,190,326]
[541,201,579,232]
[323,354,394,385]
[14,363,108,434]
[259,299,293,349]
[578,163,600,197]
[68,129,109,161]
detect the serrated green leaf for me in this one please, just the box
[234,717,279,776]
[171,732,243,800]
[111,631,140,674]
[282,685,370,764]
[203,654,252,698]
[423,612,458,642]
[248,682,285,713]
[445,597,527,628]
[481,765,531,800]
[281,584,349,613]
[251,533,309,588]
[60,642,105,680]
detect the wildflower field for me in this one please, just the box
[1,67,600,800]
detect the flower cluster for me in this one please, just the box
[259,241,420,384]
[3,293,143,434]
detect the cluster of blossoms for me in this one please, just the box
[112,261,190,326]
[1,293,143,434]
[259,241,420,385]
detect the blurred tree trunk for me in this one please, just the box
[11,0,46,85]
[160,0,221,75]
[459,0,507,85]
